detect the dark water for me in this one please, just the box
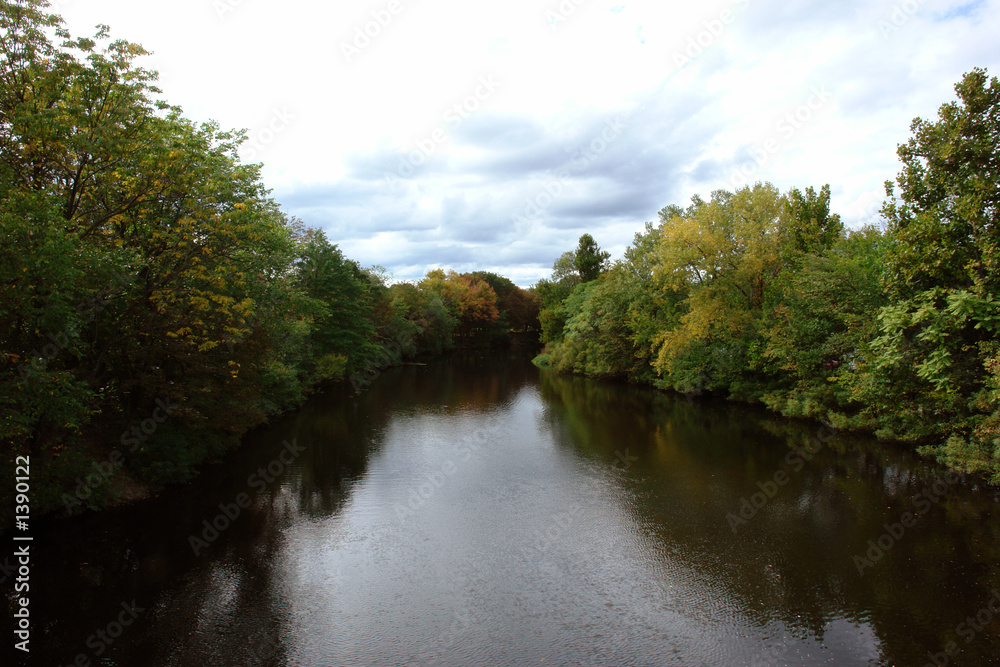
[13,349,1000,666]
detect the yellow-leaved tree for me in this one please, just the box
[652,183,841,396]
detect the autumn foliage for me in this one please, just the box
[536,69,1000,483]
[0,2,536,521]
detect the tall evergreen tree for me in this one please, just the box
[573,234,610,283]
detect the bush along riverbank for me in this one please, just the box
[0,3,539,526]
[534,69,1000,485]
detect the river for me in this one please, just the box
[22,348,1000,666]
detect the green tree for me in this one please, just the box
[574,233,610,282]
[418,270,499,345]
[761,226,888,422]
[781,184,843,257]
[551,251,578,283]
[854,69,1000,480]
[387,282,455,356]
[0,0,306,505]
[651,183,844,398]
[472,272,541,335]
[298,230,380,378]
[535,244,591,345]
[882,68,1000,296]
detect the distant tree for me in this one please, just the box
[552,251,578,282]
[472,272,541,333]
[387,283,455,355]
[297,231,380,377]
[573,234,611,282]
[505,288,542,332]
[536,252,581,309]
[419,270,499,343]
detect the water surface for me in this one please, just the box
[21,350,1000,666]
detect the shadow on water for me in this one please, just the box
[23,378,386,666]
[537,369,1000,667]
[20,349,541,667]
[11,348,1000,666]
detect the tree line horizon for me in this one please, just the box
[535,66,1000,487]
[1,1,998,524]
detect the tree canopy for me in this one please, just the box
[574,233,610,283]
[0,2,534,521]
[534,68,1000,483]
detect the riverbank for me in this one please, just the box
[532,353,998,488]
[17,348,1000,666]
[2,335,542,531]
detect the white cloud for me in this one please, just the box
[55,0,1000,285]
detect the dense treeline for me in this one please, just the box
[536,68,1000,483]
[0,1,538,519]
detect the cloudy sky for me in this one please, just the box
[55,0,1000,285]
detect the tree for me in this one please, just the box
[297,230,380,378]
[387,282,455,356]
[651,183,843,397]
[472,272,541,334]
[762,226,888,420]
[574,234,610,282]
[418,270,499,344]
[535,238,605,345]
[536,252,580,309]
[652,185,784,386]
[0,0,308,502]
[882,68,1000,297]
[782,185,843,257]
[854,69,1000,480]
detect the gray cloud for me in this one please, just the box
[271,0,1000,286]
